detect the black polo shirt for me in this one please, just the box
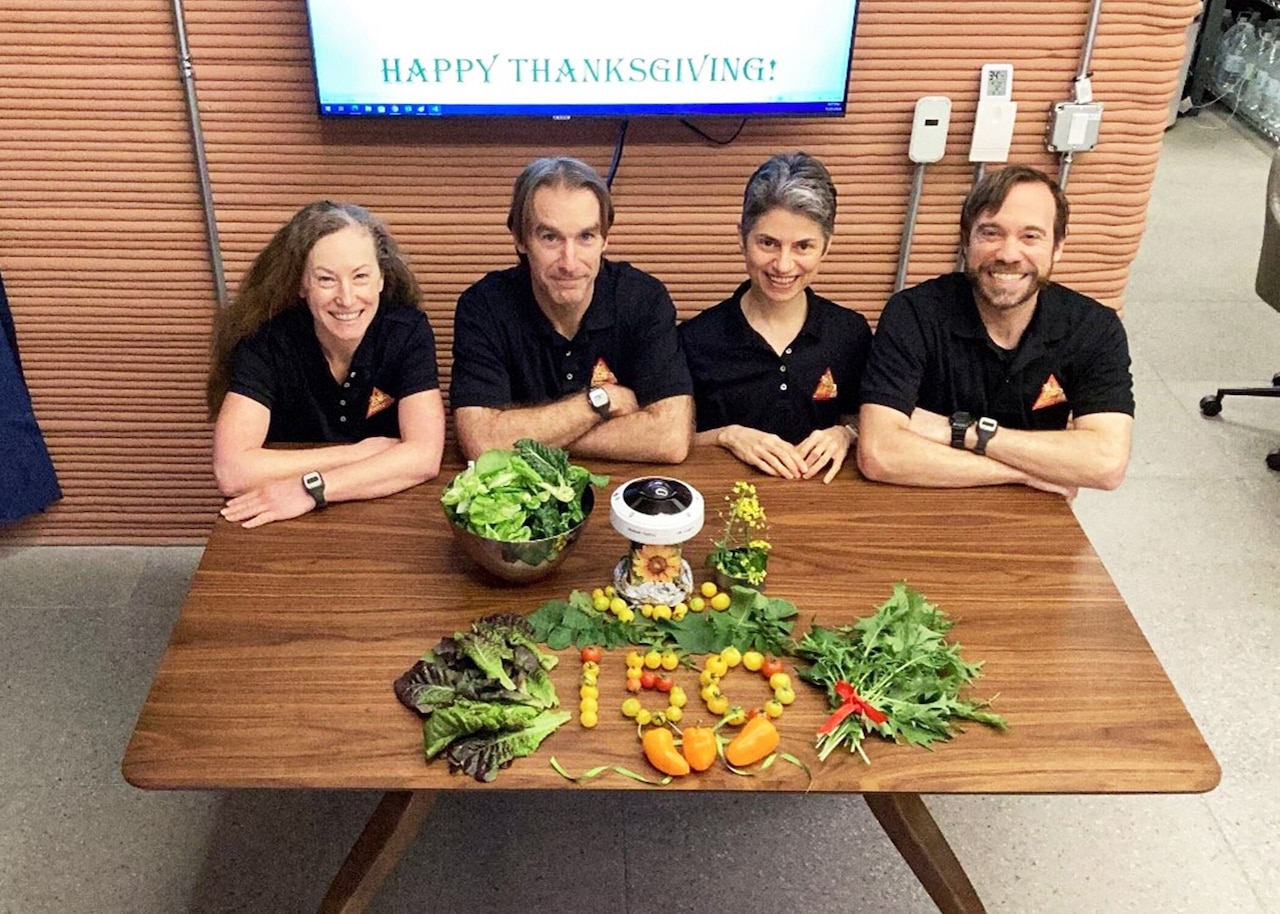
[449,258,693,408]
[679,282,872,444]
[228,303,439,443]
[860,272,1134,429]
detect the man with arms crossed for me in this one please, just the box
[858,165,1134,497]
[451,156,693,463]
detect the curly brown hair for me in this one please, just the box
[206,201,420,417]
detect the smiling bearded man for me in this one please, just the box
[855,164,1135,497]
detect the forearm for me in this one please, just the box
[969,420,1131,490]
[213,441,377,497]
[858,426,1029,488]
[318,438,442,503]
[454,398,599,460]
[572,396,693,464]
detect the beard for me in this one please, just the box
[965,261,1050,312]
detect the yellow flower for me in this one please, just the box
[631,543,682,583]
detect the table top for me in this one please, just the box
[122,448,1219,795]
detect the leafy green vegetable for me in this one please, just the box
[793,582,1007,764]
[445,710,572,783]
[394,613,568,781]
[527,586,797,656]
[441,439,608,541]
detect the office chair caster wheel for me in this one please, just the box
[1199,395,1222,417]
[1272,373,1280,387]
[1268,449,1280,472]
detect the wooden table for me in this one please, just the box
[122,448,1219,914]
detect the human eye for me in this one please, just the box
[314,273,337,287]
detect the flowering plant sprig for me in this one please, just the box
[707,481,771,586]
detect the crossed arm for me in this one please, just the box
[454,385,693,465]
[213,389,446,527]
[856,403,1132,496]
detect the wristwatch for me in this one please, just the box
[301,471,327,510]
[973,416,1000,456]
[587,385,611,419]
[949,412,975,449]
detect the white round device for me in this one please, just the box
[609,477,704,545]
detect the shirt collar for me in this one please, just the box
[727,281,823,349]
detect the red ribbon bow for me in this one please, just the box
[817,680,888,734]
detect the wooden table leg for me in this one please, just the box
[863,793,986,914]
[317,790,437,914]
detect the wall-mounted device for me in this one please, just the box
[909,95,952,164]
[969,63,1017,163]
[1047,100,1103,152]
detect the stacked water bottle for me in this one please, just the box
[1213,10,1280,133]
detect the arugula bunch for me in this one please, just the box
[394,613,570,782]
[528,587,797,657]
[442,439,609,541]
[794,583,1007,764]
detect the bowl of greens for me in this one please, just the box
[441,439,609,583]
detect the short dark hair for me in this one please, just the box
[960,165,1069,247]
[739,152,838,245]
[507,157,615,247]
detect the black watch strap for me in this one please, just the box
[973,417,999,456]
[302,471,327,509]
[950,412,975,449]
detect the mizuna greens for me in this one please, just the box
[394,613,569,782]
[441,439,609,541]
[794,583,1008,764]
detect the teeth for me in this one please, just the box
[331,310,362,321]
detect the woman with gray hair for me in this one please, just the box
[679,153,871,482]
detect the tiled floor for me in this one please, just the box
[2,109,1278,913]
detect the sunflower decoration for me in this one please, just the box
[630,543,683,584]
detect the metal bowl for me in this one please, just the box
[445,488,594,584]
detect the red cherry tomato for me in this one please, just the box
[655,674,674,693]
[640,670,657,690]
[625,678,643,693]
[760,657,784,678]
[580,646,603,664]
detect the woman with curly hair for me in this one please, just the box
[208,201,444,527]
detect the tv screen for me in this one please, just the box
[304,0,860,118]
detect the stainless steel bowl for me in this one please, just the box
[445,488,594,584]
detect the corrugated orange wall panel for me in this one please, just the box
[0,0,1199,543]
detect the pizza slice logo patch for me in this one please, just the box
[1032,374,1067,410]
[812,367,838,401]
[590,358,618,386]
[366,387,395,418]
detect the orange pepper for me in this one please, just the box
[642,726,690,777]
[724,714,780,767]
[681,726,718,772]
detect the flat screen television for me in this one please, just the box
[304,0,860,118]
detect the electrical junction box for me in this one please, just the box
[1047,101,1103,152]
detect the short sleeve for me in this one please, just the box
[837,310,874,413]
[1068,307,1135,417]
[395,310,440,397]
[858,293,927,416]
[227,334,278,411]
[625,278,693,405]
[449,283,515,408]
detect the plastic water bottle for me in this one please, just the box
[1242,32,1273,113]
[1264,38,1280,131]
[1213,14,1251,101]
[1239,17,1264,106]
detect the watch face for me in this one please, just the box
[589,388,608,407]
[951,412,974,428]
[978,417,998,433]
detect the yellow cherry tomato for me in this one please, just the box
[671,604,688,621]
[625,667,643,681]
[763,699,784,719]
[774,685,796,705]
[621,698,642,718]
[635,709,653,726]
[698,669,720,688]
[700,684,722,703]
[591,587,605,601]
[580,710,599,728]
[768,672,792,691]
[724,706,747,726]
[616,607,636,623]
[710,592,731,611]
[579,684,599,700]
[603,585,616,597]
[660,651,679,671]
[592,595,611,612]
[720,646,742,668]
[640,604,655,619]
[625,651,645,669]
[669,687,688,708]
[643,650,662,670]
[665,705,683,723]
[579,697,598,714]
[689,596,707,613]
[609,596,629,615]
[700,581,718,598]
[742,650,765,672]
[707,695,730,715]
[705,656,729,678]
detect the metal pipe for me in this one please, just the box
[894,162,928,292]
[171,0,228,310]
[1059,0,1105,190]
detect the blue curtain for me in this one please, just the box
[1,271,62,523]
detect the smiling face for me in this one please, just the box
[963,180,1063,314]
[741,207,829,309]
[299,224,384,352]
[516,184,608,317]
